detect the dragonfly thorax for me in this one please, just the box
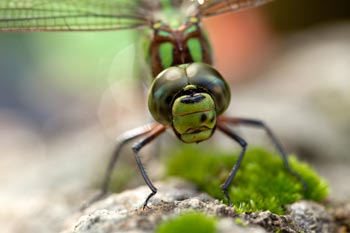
[148,63,231,143]
[149,18,212,77]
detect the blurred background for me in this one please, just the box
[0,0,349,232]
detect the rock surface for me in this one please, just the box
[62,180,341,233]
[287,201,337,232]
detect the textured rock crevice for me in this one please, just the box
[62,179,343,233]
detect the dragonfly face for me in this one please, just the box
[148,63,231,143]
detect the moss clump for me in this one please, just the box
[156,212,216,233]
[166,146,328,214]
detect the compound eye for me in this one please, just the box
[186,63,231,115]
[148,66,188,125]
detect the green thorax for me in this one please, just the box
[146,8,212,77]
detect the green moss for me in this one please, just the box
[156,212,216,233]
[166,146,328,214]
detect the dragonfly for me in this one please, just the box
[0,0,307,208]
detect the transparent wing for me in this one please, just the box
[194,0,273,17]
[0,0,273,32]
[0,0,155,32]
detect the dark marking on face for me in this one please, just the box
[180,94,205,104]
[209,116,215,123]
[201,113,207,122]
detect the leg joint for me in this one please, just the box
[132,143,141,153]
[241,140,248,148]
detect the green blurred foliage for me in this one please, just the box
[0,30,140,88]
[0,30,144,126]
[166,146,329,214]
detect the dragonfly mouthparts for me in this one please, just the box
[185,126,210,134]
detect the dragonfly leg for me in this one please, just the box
[219,116,307,191]
[131,124,166,209]
[80,123,162,210]
[217,122,247,207]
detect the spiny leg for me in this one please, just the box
[219,116,307,191]
[81,123,162,210]
[132,124,166,209]
[217,122,247,206]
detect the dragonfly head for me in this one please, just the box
[148,63,231,143]
[171,85,216,143]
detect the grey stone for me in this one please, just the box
[287,200,337,233]
[64,180,346,233]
